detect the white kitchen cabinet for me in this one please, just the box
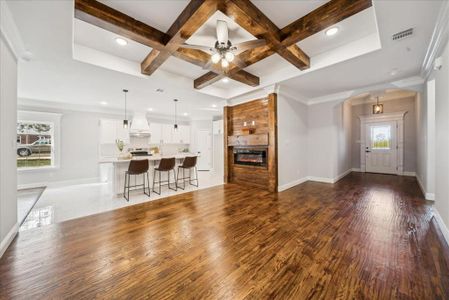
[178,125,190,144]
[149,123,162,144]
[99,119,129,144]
[161,124,173,143]
[116,122,130,143]
[147,122,191,144]
[213,120,223,135]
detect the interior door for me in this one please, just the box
[197,130,211,171]
[365,121,398,174]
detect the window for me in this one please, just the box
[17,121,54,169]
[371,125,391,149]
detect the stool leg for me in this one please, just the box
[123,172,129,201]
[145,172,150,197]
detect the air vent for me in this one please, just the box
[392,28,414,41]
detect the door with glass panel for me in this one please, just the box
[365,121,397,174]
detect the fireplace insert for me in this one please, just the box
[233,148,267,167]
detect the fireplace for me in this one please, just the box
[233,148,267,167]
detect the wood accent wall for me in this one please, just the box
[224,93,278,192]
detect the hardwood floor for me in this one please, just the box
[1,173,448,299]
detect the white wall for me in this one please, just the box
[0,33,18,256]
[335,100,352,178]
[307,101,338,180]
[277,93,308,190]
[433,40,449,238]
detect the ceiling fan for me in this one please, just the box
[182,20,266,70]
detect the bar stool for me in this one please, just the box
[152,157,177,195]
[176,156,199,190]
[124,159,150,201]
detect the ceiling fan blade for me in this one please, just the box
[216,20,229,44]
[232,56,247,69]
[181,43,213,52]
[234,39,266,54]
[203,60,213,70]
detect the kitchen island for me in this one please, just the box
[99,153,198,196]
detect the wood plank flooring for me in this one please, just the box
[1,173,448,299]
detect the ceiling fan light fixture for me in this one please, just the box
[325,27,339,36]
[225,51,235,62]
[211,53,221,64]
[221,59,229,68]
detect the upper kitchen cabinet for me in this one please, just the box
[99,119,129,144]
[172,125,190,144]
[149,123,162,144]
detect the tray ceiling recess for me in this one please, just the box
[74,0,372,90]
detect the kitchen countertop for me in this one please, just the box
[99,153,198,164]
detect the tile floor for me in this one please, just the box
[21,171,223,231]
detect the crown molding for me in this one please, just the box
[421,0,449,79]
[0,1,28,61]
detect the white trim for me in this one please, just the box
[421,0,449,79]
[433,207,449,247]
[0,223,19,258]
[0,1,27,61]
[402,171,416,177]
[352,168,362,172]
[416,173,435,200]
[278,177,308,192]
[307,176,334,184]
[17,177,100,190]
[333,169,352,183]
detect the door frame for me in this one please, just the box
[196,129,212,171]
[359,111,407,175]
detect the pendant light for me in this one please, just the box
[123,89,129,128]
[372,96,383,114]
[173,99,178,131]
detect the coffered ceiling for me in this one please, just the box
[6,0,443,118]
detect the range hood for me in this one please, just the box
[129,112,150,136]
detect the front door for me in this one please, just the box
[365,121,398,174]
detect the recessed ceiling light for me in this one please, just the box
[147,108,153,112]
[390,68,399,76]
[100,101,108,105]
[325,27,339,36]
[156,88,164,93]
[222,78,229,83]
[183,112,188,116]
[115,37,128,46]
[212,104,217,108]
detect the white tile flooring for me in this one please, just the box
[20,171,223,231]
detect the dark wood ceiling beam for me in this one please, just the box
[194,46,275,89]
[174,48,260,88]
[194,72,226,89]
[221,0,310,70]
[74,0,169,50]
[141,0,218,75]
[280,0,373,46]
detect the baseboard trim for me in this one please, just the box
[333,169,352,183]
[433,207,449,247]
[307,176,334,184]
[18,177,100,190]
[351,168,362,172]
[0,223,19,258]
[416,174,435,200]
[278,177,308,192]
[403,171,416,177]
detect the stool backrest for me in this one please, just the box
[158,157,176,171]
[182,156,197,168]
[128,159,149,175]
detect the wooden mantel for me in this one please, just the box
[223,93,278,192]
